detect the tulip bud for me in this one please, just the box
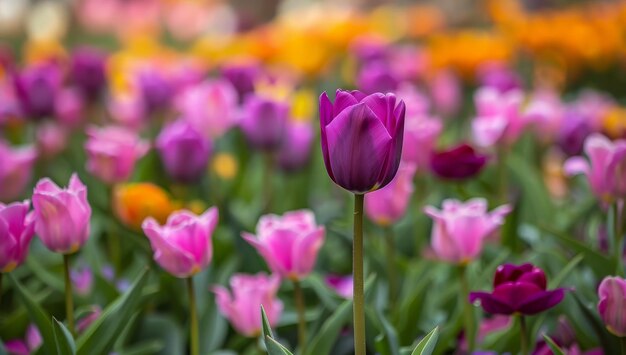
[12,63,62,119]
[240,94,289,151]
[430,143,488,180]
[221,60,261,101]
[365,163,416,226]
[0,200,35,272]
[598,276,626,337]
[325,275,353,299]
[156,120,212,183]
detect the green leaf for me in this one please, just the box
[76,268,150,355]
[542,334,565,355]
[52,317,76,355]
[572,293,618,353]
[117,341,164,355]
[303,299,352,355]
[260,305,275,340]
[261,306,294,355]
[8,273,56,355]
[549,253,584,288]
[411,327,439,355]
[369,308,400,355]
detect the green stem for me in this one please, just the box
[293,280,307,353]
[620,337,626,355]
[63,254,75,336]
[108,187,122,273]
[460,266,475,352]
[0,272,3,308]
[519,315,528,355]
[497,146,508,205]
[353,194,366,355]
[263,153,274,212]
[613,203,624,276]
[384,227,397,308]
[187,278,199,355]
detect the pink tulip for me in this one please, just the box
[37,123,68,159]
[71,266,94,296]
[598,276,626,337]
[213,273,283,337]
[142,208,218,278]
[77,306,102,334]
[0,141,36,202]
[0,200,35,272]
[55,88,85,128]
[471,87,526,148]
[523,89,564,142]
[325,275,354,299]
[564,134,626,204]
[430,70,461,117]
[4,324,42,355]
[242,210,325,281]
[424,198,511,264]
[402,113,442,169]
[84,125,149,185]
[33,174,92,254]
[108,93,147,130]
[365,163,416,226]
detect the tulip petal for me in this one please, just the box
[293,227,325,278]
[332,90,360,118]
[470,291,515,315]
[142,218,196,277]
[563,157,590,177]
[517,288,566,315]
[319,92,334,181]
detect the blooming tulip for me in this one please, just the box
[277,121,315,172]
[242,210,325,281]
[213,273,283,337]
[471,87,525,148]
[156,120,212,183]
[365,163,416,226]
[240,94,289,150]
[0,200,35,272]
[12,63,62,119]
[70,46,107,100]
[142,208,218,278]
[598,276,626,337]
[424,198,511,264]
[430,143,488,180]
[470,263,567,315]
[319,89,405,193]
[0,141,36,202]
[221,60,261,101]
[32,174,92,254]
[85,125,149,185]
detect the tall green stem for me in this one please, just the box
[63,254,75,335]
[613,203,624,276]
[263,153,274,212]
[353,194,366,355]
[519,315,528,355]
[187,278,199,355]
[293,280,307,353]
[384,227,397,308]
[460,266,475,352]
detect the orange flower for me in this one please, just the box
[113,183,175,229]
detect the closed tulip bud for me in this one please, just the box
[213,273,283,337]
[33,174,91,254]
[243,210,325,281]
[85,125,149,185]
[277,121,315,172]
[134,66,172,114]
[240,94,289,151]
[424,198,511,264]
[0,141,36,202]
[0,200,35,272]
[430,143,488,180]
[13,63,62,119]
[598,276,626,337]
[142,207,218,278]
[156,120,212,183]
[365,163,416,226]
[70,46,107,100]
[319,90,405,193]
[4,324,42,355]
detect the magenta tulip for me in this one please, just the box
[0,200,35,272]
[430,143,488,180]
[4,324,42,355]
[242,210,325,281]
[37,123,68,159]
[213,273,283,337]
[71,266,94,296]
[12,63,62,119]
[277,121,315,172]
[54,88,85,128]
[365,163,416,226]
[471,87,526,148]
[430,70,461,117]
[326,275,354,299]
[598,276,626,337]
[156,119,212,183]
[0,141,36,202]
[221,60,261,101]
[70,46,107,100]
[142,207,218,278]
[319,89,405,193]
[32,174,92,254]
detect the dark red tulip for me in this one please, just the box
[430,143,487,180]
[470,263,568,316]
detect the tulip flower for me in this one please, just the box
[221,60,261,101]
[77,306,102,334]
[4,324,42,355]
[402,114,442,169]
[113,183,175,229]
[70,46,107,100]
[108,93,147,129]
[557,110,591,156]
[325,275,354,299]
[85,125,149,185]
[277,121,315,172]
[0,200,35,273]
[471,87,526,148]
[54,88,85,128]
[319,89,405,193]
[477,62,522,93]
[365,163,416,226]
[240,94,289,151]
[430,143,488,180]
[597,276,626,337]
[356,62,399,94]
[213,273,283,337]
[424,198,511,264]
[12,63,62,119]
[430,70,461,117]
[37,123,68,159]
[134,66,172,114]
[0,141,36,202]
[156,120,212,183]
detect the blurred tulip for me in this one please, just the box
[0,82,20,124]
[356,62,399,94]
[470,263,567,315]
[523,90,563,141]
[243,210,325,281]
[598,276,626,337]
[4,324,42,355]
[12,63,62,119]
[156,120,212,183]
[54,88,85,128]
[36,123,68,159]
[402,113,442,169]
[113,183,175,229]
[472,87,525,148]
[0,200,35,272]
[365,163,416,226]
[213,273,283,337]
[108,93,146,129]
[430,70,461,118]
[33,173,91,254]
[134,66,172,114]
[77,306,101,334]
[71,266,93,296]
[85,125,149,185]
[0,141,36,202]
[240,94,289,151]
[221,60,261,101]
[70,46,107,100]
[325,275,354,299]
[319,90,405,193]
[277,121,315,172]
[424,198,511,264]
[430,143,488,180]
[477,62,522,93]
[351,36,389,65]
[390,45,428,82]
[142,207,218,278]
[558,110,591,156]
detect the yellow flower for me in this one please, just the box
[603,107,626,139]
[291,89,316,122]
[113,183,175,229]
[212,153,238,181]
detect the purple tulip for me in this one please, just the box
[142,208,218,278]
[221,60,261,101]
[0,200,35,272]
[0,141,36,202]
[365,163,416,226]
[350,36,389,65]
[598,276,626,337]
[319,89,405,193]
[243,210,325,281]
[240,94,289,151]
[32,174,92,254]
[470,263,568,315]
[277,121,315,172]
[134,66,172,114]
[12,63,62,119]
[71,266,94,296]
[356,62,399,94]
[430,143,488,180]
[156,120,212,183]
[55,88,85,128]
[4,324,42,355]
[70,46,107,100]
[0,82,20,124]
[77,306,102,334]
[477,62,522,93]
[557,110,591,156]
[325,275,354,299]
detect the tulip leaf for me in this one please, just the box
[117,340,164,355]
[52,317,76,355]
[302,299,352,355]
[261,306,294,355]
[542,334,565,355]
[411,326,439,355]
[261,305,275,340]
[549,253,584,288]
[572,293,619,353]
[76,268,149,355]
[8,273,56,355]
[367,307,400,355]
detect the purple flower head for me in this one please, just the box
[240,94,289,151]
[156,120,212,183]
[478,62,522,93]
[70,46,107,100]
[277,121,315,172]
[356,62,399,95]
[13,63,62,119]
[430,143,488,180]
[221,60,261,101]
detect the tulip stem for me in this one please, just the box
[353,193,366,355]
[263,153,274,212]
[460,266,475,352]
[293,280,307,353]
[519,315,528,355]
[0,272,3,307]
[63,254,75,336]
[187,277,199,355]
[620,336,626,355]
[384,226,397,308]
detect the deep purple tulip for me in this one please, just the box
[277,121,315,172]
[13,63,62,119]
[240,94,289,151]
[221,60,261,101]
[558,110,591,156]
[319,89,405,193]
[135,67,172,114]
[470,263,568,316]
[430,144,488,180]
[70,46,107,100]
[356,62,399,94]
[156,119,212,183]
